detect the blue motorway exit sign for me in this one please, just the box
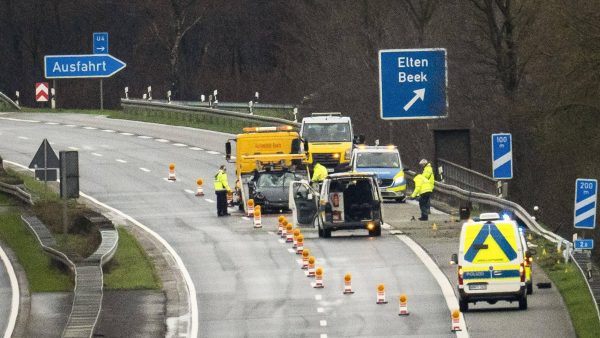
[492,133,513,179]
[378,48,447,120]
[44,54,126,79]
[574,178,597,229]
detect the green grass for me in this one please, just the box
[533,236,600,337]
[0,209,73,292]
[103,227,161,290]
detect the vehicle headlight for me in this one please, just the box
[254,192,265,200]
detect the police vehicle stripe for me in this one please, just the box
[464,223,517,262]
[464,269,520,279]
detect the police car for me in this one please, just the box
[452,212,528,311]
[350,145,406,202]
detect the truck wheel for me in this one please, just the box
[323,228,332,238]
[369,226,381,237]
[518,294,528,310]
[459,298,468,312]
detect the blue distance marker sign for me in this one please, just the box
[44,54,126,79]
[378,48,447,120]
[574,239,594,250]
[93,32,109,54]
[574,178,597,229]
[491,133,513,179]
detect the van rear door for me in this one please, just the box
[289,181,318,226]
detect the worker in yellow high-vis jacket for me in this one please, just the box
[214,165,232,216]
[411,172,434,221]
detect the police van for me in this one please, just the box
[452,213,528,311]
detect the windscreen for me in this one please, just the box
[356,152,401,168]
[302,123,351,142]
[257,172,298,188]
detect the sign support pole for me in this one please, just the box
[100,79,104,110]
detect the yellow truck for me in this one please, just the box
[300,112,364,173]
[225,126,309,212]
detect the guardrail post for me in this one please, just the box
[51,87,56,109]
[124,87,129,99]
[15,91,19,107]
[293,107,298,122]
[167,90,172,103]
[147,86,152,100]
[248,100,253,115]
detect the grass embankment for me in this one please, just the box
[531,235,600,337]
[19,106,296,134]
[0,167,160,290]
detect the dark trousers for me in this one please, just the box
[216,190,228,215]
[419,192,432,220]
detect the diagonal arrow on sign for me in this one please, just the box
[403,88,425,111]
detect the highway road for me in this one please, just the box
[0,112,575,337]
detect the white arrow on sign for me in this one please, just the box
[96,46,106,52]
[403,88,425,111]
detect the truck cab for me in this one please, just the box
[350,145,406,202]
[300,113,360,173]
[289,173,383,237]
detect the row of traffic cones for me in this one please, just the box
[271,215,463,332]
[165,163,208,197]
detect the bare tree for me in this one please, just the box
[401,0,441,44]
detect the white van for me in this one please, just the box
[452,213,528,311]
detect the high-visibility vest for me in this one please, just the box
[422,163,435,188]
[411,174,433,198]
[214,170,230,190]
[312,163,328,182]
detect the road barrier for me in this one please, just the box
[121,98,300,128]
[168,163,176,181]
[376,283,387,304]
[306,256,316,277]
[398,294,409,315]
[314,267,324,288]
[301,249,309,270]
[253,205,262,228]
[247,199,254,217]
[277,216,285,235]
[0,181,34,205]
[0,91,20,111]
[296,234,304,254]
[343,273,354,294]
[451,309,462,332]
[195,178,204,196]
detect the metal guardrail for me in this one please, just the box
[121,98,301,128]
[0,181,33,205]
[170,99,296,110]
[406,169,600,322]
[437,159,500,195]
[0,91,20,111]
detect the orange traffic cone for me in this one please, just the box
[314,267,324,288]
[301,249,310,269]
[247,199,254,217]
[253,205,262,228]
[451,309,461,332]
[227,191,233,206]
[168,163,176,181]
[293,229,301,249]
[376,284,387,304]
[343,273,354,294]
[195,178,205,196]
[296,235,304,254]
[398,294,409,316]
[277,216,285,235]
[286,224,294,243]
[306,256,316,277]
[280,220,289,239]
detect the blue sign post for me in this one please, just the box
[574,178,597,229]
[44,54,126,79]
[93,32,109,54]
[574,239,594,250]
[492,133,513,179]
[378,48,447,120]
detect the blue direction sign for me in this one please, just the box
[379,48,447,120]
[574,178,597,229]
[574,239,594,250]
[44,54,126,79]
[93,32,109,54]
[492,133,513,179]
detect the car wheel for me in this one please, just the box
[318,225,324,238]
[527,281,533,295]
[369,226,381,237]
[459,298,468,312]
[518,294,528,310]
[323,228,332,238]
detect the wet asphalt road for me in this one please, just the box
[0,112,576,337]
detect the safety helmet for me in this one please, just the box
[419,159,428,166]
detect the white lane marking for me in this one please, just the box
[156,139,170,143]
[315,295,322,301]
[267,231,275,235]
[189,147,204,151]
[83,126,97,130]
[139,167,151,172]
[17,136,29,140]
[45,122,59,125]
[320,334,328,338]
[64,124,77,127]
[184,189,195,194]
[116,159,127,163]
[382,223,391,230]
[205,199,215,203]
[317,307,324,313]
[137,135,152,139]
[0,241,19,338]
[287,248,295,254]
[68,146,80,151]
[242,216,250,221]
[0,117,40,123]
[119,132,134,136]
[91,152,103,157]
[395,234,469,336]
[320,320,327,327]
[206,150,220,155]
[173,143,187,147]
[102,129,116,133]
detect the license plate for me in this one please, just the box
[327,168,334,173]
[468,284,487,291]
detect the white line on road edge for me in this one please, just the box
[188,147,203,151]
[394,231,469,337]
[184,189,195,194]
[205,199,215,203]
[119,132,134,136]
[320,334,327,338]
[45,122,59,125]
[139,167,151,172]
[137,135,153,139]
[102,129,116,133]
[116,159,127,163]
[91,152,103,157]
[173,143,188,147]
[156,139,170,143]
[0,117,40,123]
[206,151,220,155]
[17,136,29,140]
[68,146,80,151]
[83,126,97,130]
[0,244,19,338]
[78,192,198,338]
